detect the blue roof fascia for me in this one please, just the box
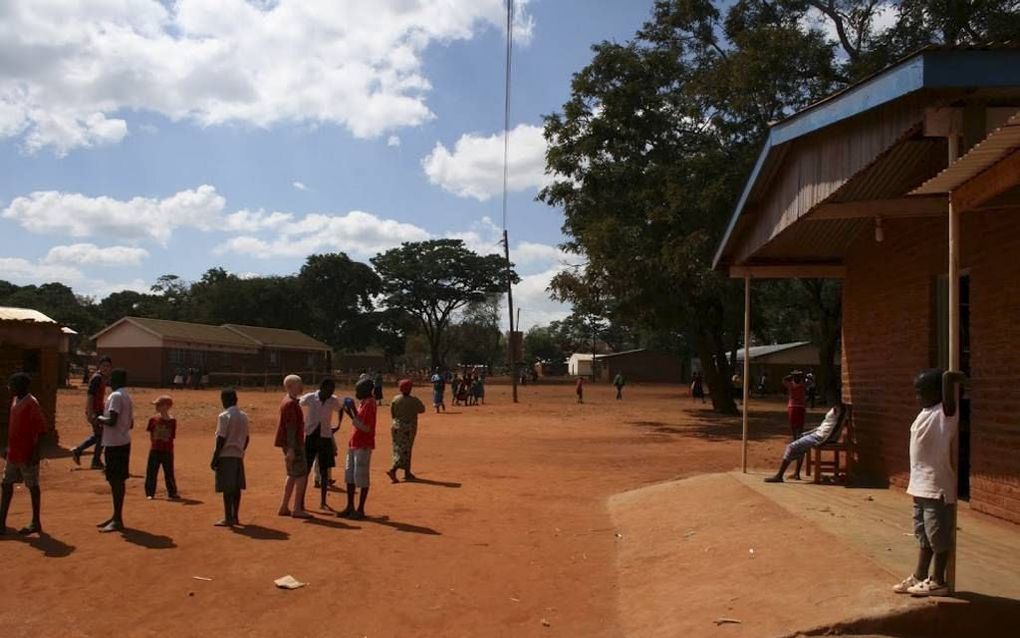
[712,48,1020,269]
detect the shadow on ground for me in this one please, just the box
[796,592,1020,637]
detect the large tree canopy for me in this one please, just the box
[542,0,1011,411]
[371,239,518,368]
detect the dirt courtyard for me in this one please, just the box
[0,383,845,636]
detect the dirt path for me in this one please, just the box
[1,384,798,637]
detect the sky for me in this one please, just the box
[0,0,657,330]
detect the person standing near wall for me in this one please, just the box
[72,355,112,469]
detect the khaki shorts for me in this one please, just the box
[285,448,308,478]
[344,448,372,488]
[2,461,40,488]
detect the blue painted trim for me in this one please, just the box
[712,48,1020,269]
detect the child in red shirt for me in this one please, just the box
[783,370,808,480]
[576,377,584,404]
[339,377,377,520]
[144,395,179,500]
[1,373,47,535]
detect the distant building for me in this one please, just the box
[730,342,833,394]
[597,349,685,383]
[93,317,331,386]
[0,307,62,443]
[335,349,387,374]
[567,353,595,377]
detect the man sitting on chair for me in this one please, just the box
[764,401,847,483]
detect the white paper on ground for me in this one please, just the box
[274,575,306,590]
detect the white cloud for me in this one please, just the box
[291,181,309,192]
[1,185,225,245]
[43,243,149,267]
[423,123,551,200]
[0,257,84,285]
[217,210,431,259]
[0,0,535,155]
[503,267,571,330]
[387,135,401,147]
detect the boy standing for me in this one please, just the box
[430,370,446,414]
[144,395,178,500]
[96,369,133,533]
[893,369,963,597]
[0,373,47,535]
[339,377,376,520]
[72,355,112,469]
[275,375,311,519]
[576,377,584,404]
[300,378,342,511]
[782,370,808,480]
[613,373,625,400]
[211,388,249,527]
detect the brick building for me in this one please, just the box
[93,317,331,387]
[597,349,686,384]
[0,307,62,444]
[714,46,1020,523]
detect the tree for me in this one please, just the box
[523,325,564,365]
[371,239,518,369]
[445,296,505,370]
[2,282,102,336]
[297,253,381,352]
[542,0,840,412]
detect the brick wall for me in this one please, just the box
[843,212,1020,524]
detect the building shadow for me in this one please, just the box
[363,515,441,536]
[0,532,76,558]
[121,527,177,550]
[231,523,289,541]
[406,477,462,488]
[813,591,1020,637]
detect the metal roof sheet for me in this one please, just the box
[105,317,259,348]
[912,110,1020,195]
[222,324,331,351]
[0,306,57,323]
[729,341,812,362]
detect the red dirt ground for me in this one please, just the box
[1,383,821,637]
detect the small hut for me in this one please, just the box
[0,307,62,446]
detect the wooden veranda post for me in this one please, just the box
[946,196,960,592]
[742,275,751,473]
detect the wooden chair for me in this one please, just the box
[806,405,855,485]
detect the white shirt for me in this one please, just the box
[907,404,958,504]
[299,392,341,439]
[102,389,134,447]
[215,406,249,458]
[812,407,840,442]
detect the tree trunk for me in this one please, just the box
[695,324,738,415]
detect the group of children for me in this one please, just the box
[428,369,485,412]
[762,367,964,597]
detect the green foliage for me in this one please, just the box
[0,281,102,337]
[371,239,518,368]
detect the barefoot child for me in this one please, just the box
[782,370,808,480]
[339,377,376,520]
[0,373,47,536]
[576,376,584,404]
[144,396,178,500]
[892,369,964,597]
[96,368,133,533]
[430,370,446,414]
[275,375,311,519]
[211,388,249,527]
[764,402,847,483]
[72,355,111,469]
[300,379,342,510]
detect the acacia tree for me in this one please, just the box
[371,240,518,369]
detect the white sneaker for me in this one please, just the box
[907,578,950,597]
[892,575,920,593]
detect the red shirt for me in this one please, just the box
[147,416,177,453]
[785,381,807,409]
[274,396,305,449]
[576,378,584,394]
[88,373,106,415]
[7,394,46,464]
[349,397,377,450]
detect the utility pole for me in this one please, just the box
[504,229,518,402]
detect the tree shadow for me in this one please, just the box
[0,532,76,557]
[363,515,441,536]
[121,527,177,550]
[231,524,289,541]
[303,516,359,531]
[406,477,462,488]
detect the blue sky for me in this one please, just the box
[0,0,655,328]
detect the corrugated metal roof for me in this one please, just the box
[829,137,947,202]
[913,110,1020,195]
[223,324,330,351]
[729,341,811,362]
[596,348,648,359]
[755,218,868,262]
[0,306,57,323]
